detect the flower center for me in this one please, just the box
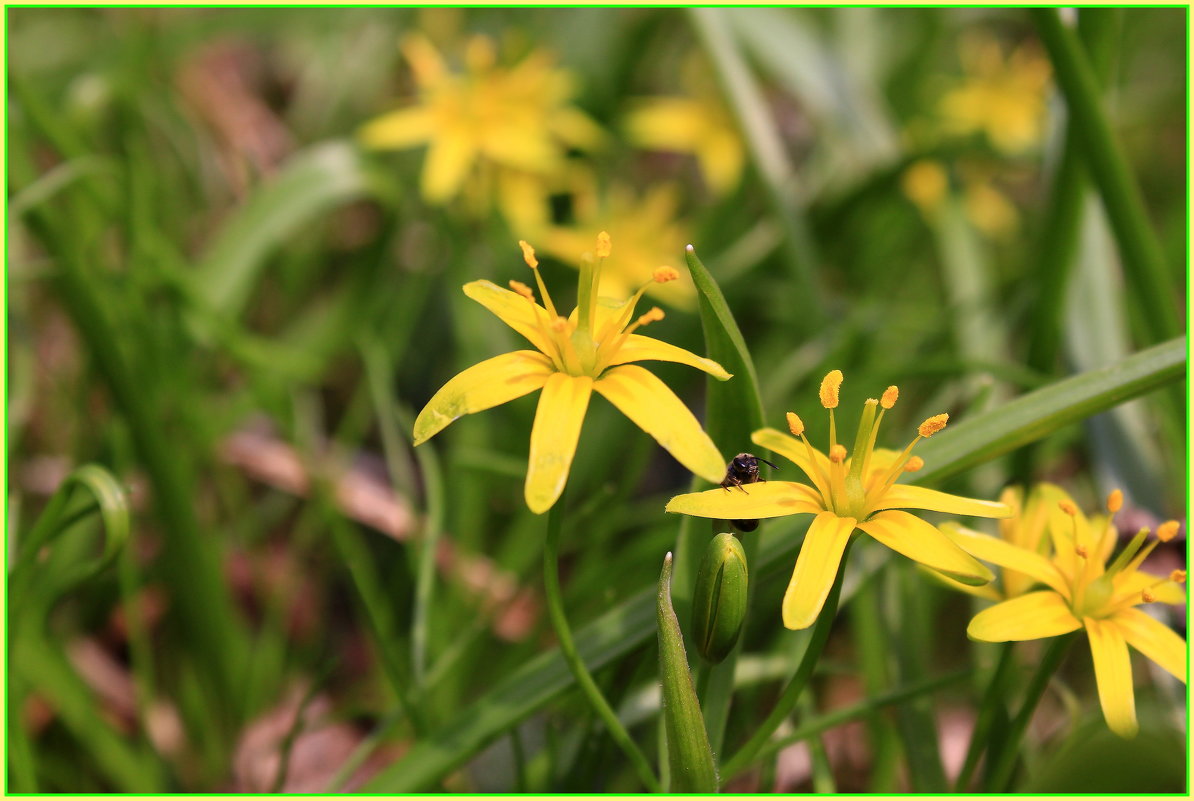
[788,371,947,519]
[512,236,679,377]
[1063,492,1186,618]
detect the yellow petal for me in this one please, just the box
[967,590,1081,641]
[873,484,1012,518]
[608,334,731,380]
[858,510,994,586]
[1112,607,1187,683]
[1117,570,1186,605]
[782,512,856,630]
[358,107,435,150]
[595,365,724,484]
[696,131,743,195]
[920,564,1004,601]
[549,107,606,151]
[750,427,831,499]
[463,280,554,355]
[1085,617,1139,738]
[665,481,823,519]
[525,374,593,514]
[422,131,476,203]
[943,523,1069,597]
[624,99,704,149]
[481,129,560,174]
[413,350,554,446]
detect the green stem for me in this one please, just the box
[954,643,1016,791]
[543,501,661,792]
[720,536,855,780]
[984,634,1077,791]
[1030,8,1179,346]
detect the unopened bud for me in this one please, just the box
[691,533,749,664]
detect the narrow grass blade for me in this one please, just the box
[192,141,385,321]
[690,7,826,324]
[1030,8,1180,346]
[914,337,1186,484]
[11,464,130,607]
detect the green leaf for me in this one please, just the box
[11,464,131,614]
[680,244,768,754]
[362,342,1184,790]
[191,141,385,321]
[657,553,718,793]
[914,337,1186,484]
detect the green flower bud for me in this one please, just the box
[691,532,749,664]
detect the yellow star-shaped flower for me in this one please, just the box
[961,489,1187,738]
[667,371,1009,630]
[937,34,1051,155]
[360,33,603,204]
[413,233,730,514]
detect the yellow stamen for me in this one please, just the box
[508,280,535,301]
[519,240,539,269]
[829,444,847,463]
[903,456,924,472]
[1157,520,1180,542]
[1106,489,1123,514]
[1141,588,1156,603]
[918,414,949,437]
[636,307,665,327]
[786,412,804,437]
[880,386,899,410]
[596,231,612,258]
[1075,544,1088,559]
[1171,569,1187,584]
[519,240,558,319]
[653,266,679,283]
[1059,501,1078,517]
[550,317,569,333]
[820,370,843,409]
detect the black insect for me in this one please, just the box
[720,452,777,532]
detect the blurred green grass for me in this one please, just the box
[6,6,1186,793]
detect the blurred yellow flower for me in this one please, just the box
[413,234,730,514]
[624,93,743,196]
[537,183,697,309]
[963,489,1187,738]
[667,372,1008,630]
[360,33,604,205]
[937,35,1051,155]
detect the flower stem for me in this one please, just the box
[954,643,1016,791]
[543,501,662,792]
[983,633,1077,791]
[719,536,856,781]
